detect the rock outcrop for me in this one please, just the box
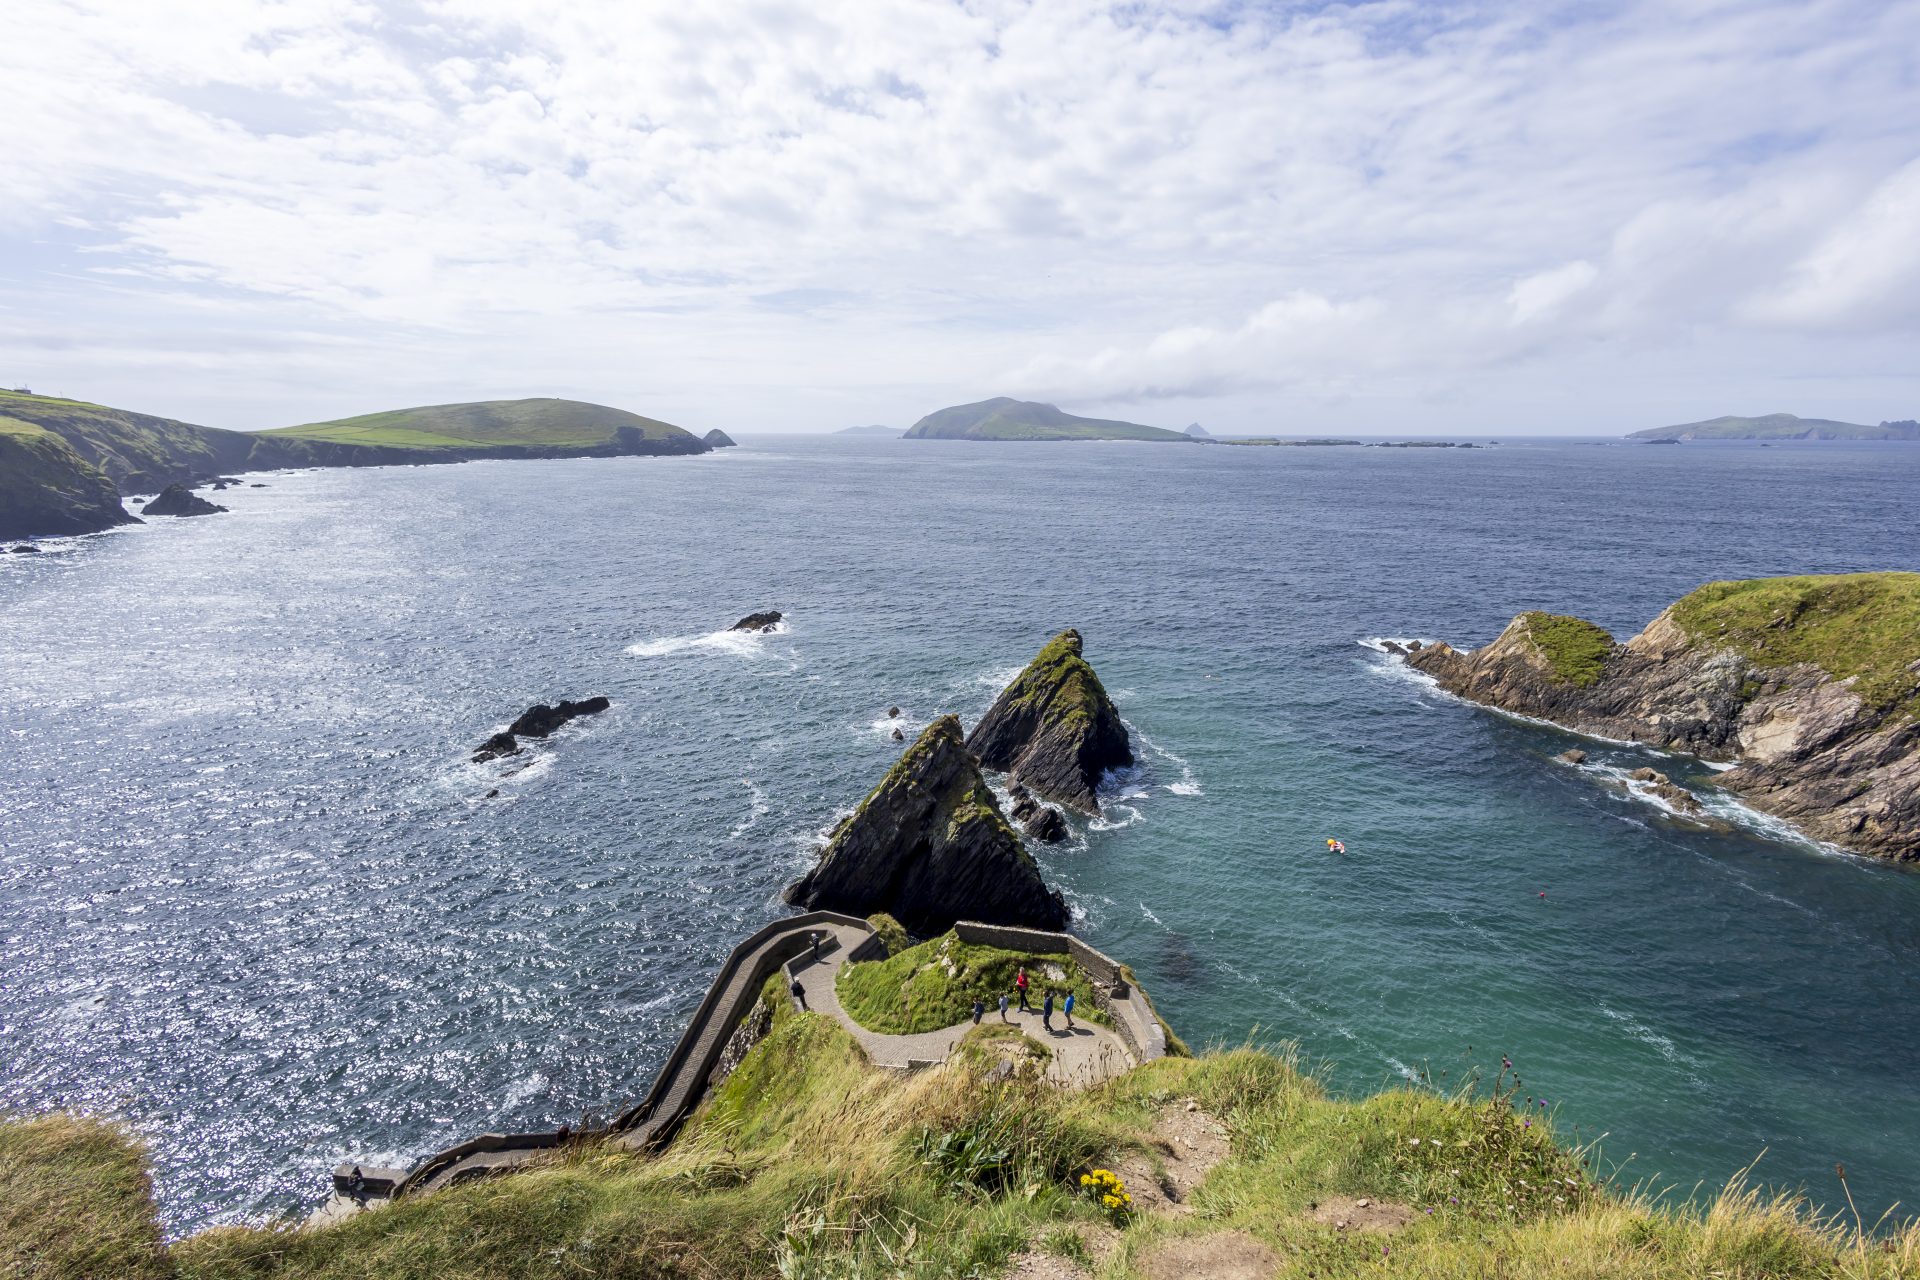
[703,429,738,448]
[1404,574,1920,861]
[0,425,139,539]
[472,697,610,761]
[731,611,782,632]
[141,484,227,517]
[784,715,1069,933]
[967,630,1132,814]
[1007,783,1070,843]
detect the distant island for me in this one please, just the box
[0,391,714,541]
[1629,413,1920,442]
[902,397,1192,442]
[1184,423,1212,439]
[834,425,903,437]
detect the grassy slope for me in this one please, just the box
[19,1026,1906,1279]
[1670,572,1920,716]
[835,929,1110,1034]
[0,419,135,538]
[1518,612,1616,687]
[904,398,1193,442]
[261,398,694,449]
[1628,413,1917,441]
[0,389,254,486]
[0,1114,170,1280]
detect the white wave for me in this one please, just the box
[864,710,913,738]
[1088,802,1142,831]
[970,664,1025,690]
[1599,1005,1689,1066]
[1138,902,1165,927]
[499,1070,549,1110]
[727,778,770,840]
[1217,959,1262,986]
[1165,781,1203,796]
[626,619,789,658]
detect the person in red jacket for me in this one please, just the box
[1015,967,1032,1012]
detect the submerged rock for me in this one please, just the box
[784,714,1069,933]
[890,727,905,741]
[1403,574,1920,861]
[1556,749,1587,765]
[731,611,782,632]
[142,484,227,518]
[967,629,1132,815]
[9,545,41,554]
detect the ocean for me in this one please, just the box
[2,434,1916,1233]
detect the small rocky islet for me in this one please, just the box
[472,696,612,763]
[1395,572,1920,861]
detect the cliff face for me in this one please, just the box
[0,424,139,539]
[1404,575,1920,861]
[967,630,1133,814]
[784,715,1069,933]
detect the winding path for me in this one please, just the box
[315,914,1148,1224]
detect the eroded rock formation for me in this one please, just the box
[784,714,1069,932]
[731,611,782,632]
[472,697,611,762]
[967,629,1132,814]
[1404,575,1920,860]
[140,483,226,518]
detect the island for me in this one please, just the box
[833,424,904,437]
[0,390,715,540]
[1628,413,1920,442]
[902,397,1194,442]
[1395,573,1920,861]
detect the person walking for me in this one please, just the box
[1063,991,1076,1029]
[1042,990,1055,1031]
[791,977,808,1011]
[809,932,822,963]
[971,998,985,1025]
[346,1165,367,1208]
[1015,967,1031,1011]
[998,992,1010,1022]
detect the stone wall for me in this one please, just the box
[951,920,1166,1063]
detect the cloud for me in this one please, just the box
[0,0,1916,432]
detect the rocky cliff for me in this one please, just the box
[1401,574,1920,861]
[0,423,139,539]
[967,630,1133,814]
[784,715,1069,933]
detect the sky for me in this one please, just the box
[2,0,1917,436]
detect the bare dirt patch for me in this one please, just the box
[1114,1098,1231,1216]
[1137,1230,1280,1280]
[1003,1224,1120,1278]
[1306,1194,1416,1234]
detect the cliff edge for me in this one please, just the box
[784,714,1069,932]
[968,629,1133,814]
[1403,574,1920,860]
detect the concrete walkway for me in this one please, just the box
[790,926,1134,1088]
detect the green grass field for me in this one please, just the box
[835,929,1112,1035]
[1671,573,1920,717]
[12,1019,1915,1279]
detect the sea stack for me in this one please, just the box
[141,484,227,518]
[967,629,1132,814]
[784,715,1069,933]
[1403,574,1920,861]
[703,429,737,448]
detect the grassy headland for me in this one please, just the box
[1517,612,1616,687]
[1670,572,1920,716]
[1628,413,1920,442]
[12,1010,1915,1278]
[260,398,697,452]
[836,929,1110,1034]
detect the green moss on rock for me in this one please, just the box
[1518,612,1615,687]
[1670,572,1920,716]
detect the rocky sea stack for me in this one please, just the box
[472,696,611,762]
[1403,573,1920,860]
[784,714,1069,933]
[142,483,227,517]
[967,629,1132,814]
[703,429,737,448]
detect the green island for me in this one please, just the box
[260,398,696,454]
[902,397,1193,442]
[10,953,1915,1280]
[1628,413,1920,442]
[1670,572,1920,718]
[1517,611,1617,687]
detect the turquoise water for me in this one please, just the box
[1,435,1916,1232]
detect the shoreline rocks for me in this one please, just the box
[1402,574,1920,861]
[784,714,1069,933]
[142,484,227,518]
[967,629,1132,815]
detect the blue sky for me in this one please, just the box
[2,0,1916,435]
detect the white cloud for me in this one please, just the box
[0,0,1916,433]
